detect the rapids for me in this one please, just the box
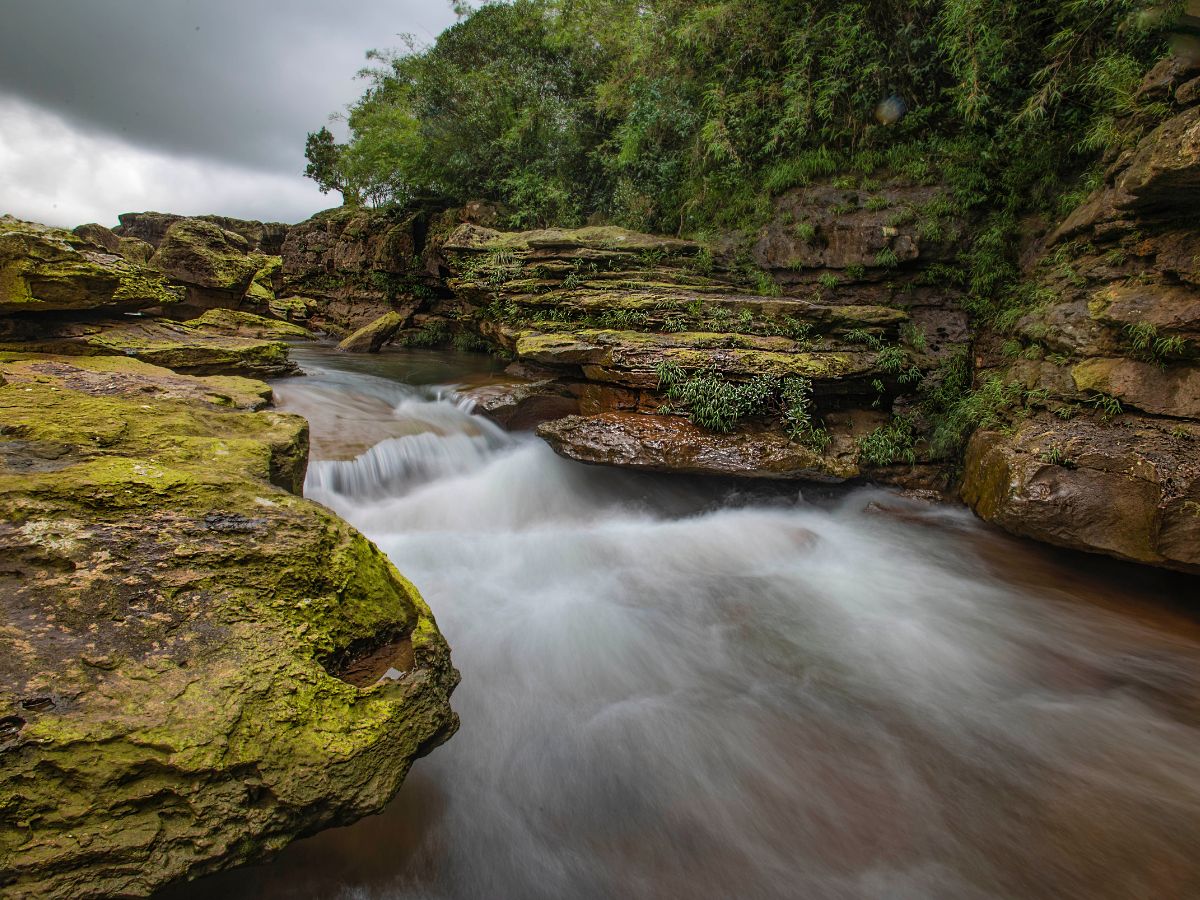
[165,344,1200,900]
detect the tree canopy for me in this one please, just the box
[306,0,1181,234]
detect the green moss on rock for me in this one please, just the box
[184,307,312,341]
[0,216,182,314]
[0,353,459,897]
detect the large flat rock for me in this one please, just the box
[537,413,859,481]
[963,413,1200,573]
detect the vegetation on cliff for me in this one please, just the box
[308,0,1176,240]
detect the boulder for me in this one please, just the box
[337,308,414,353]
[0,353,458,897]
[461,378,582,429]
[963,414,1200,573]
[0,217,181,315]
[71,223,121,254]
[149,219,269,297]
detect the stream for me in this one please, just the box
[165,344,1200,900]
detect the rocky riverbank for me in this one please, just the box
[0,219,459,896]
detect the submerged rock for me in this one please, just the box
[0,353,459,897]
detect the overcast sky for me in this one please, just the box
[0,0,458,228]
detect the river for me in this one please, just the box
[164,344,1200,900]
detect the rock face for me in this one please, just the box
[279,207,437,336]
[149,219,282,315]
[115,212,290,255]
[962,71,1200,573]
[0,353,459,897]
[0,217,181,316]
[437,214,968,486]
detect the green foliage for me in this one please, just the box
[1086,391,1124,420]
[304,127,350,199]
[858,415,917,466]
[403,320,452,348]
[1039,446,1075,467]
[308,0,1172,235]
[1124,321,1189,363]
[780,376,831,450]
[655,360,776,432]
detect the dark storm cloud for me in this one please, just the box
[0,0,456,171]
[0,1,457,227]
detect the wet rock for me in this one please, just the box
[0,216,182,315]
[963,414,1200,573]
[462,378,582,429]
[538,413,859,481]
[0,353,458,897]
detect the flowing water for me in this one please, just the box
[167,344,1200,900]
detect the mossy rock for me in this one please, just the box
[337,310,413,353]
[509,328,876,388]
[149,220,270,294]
[83,320,298,378]
[183,308,313,341]
[0,353,459,897]
[444,223,701,257]
[244,257,283,307]
[0,216,182,315]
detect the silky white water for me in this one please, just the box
[167,346,1200,900]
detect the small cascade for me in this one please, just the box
[175,344,1200,900]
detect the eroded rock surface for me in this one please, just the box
[962,80,1200,571]
[0,217,181,316]
[438,213,968,486]
[0,353,459,897]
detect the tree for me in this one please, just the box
[304,127,357,204]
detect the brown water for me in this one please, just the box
[163,344,1200,900]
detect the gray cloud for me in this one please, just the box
[0,0,457,226]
